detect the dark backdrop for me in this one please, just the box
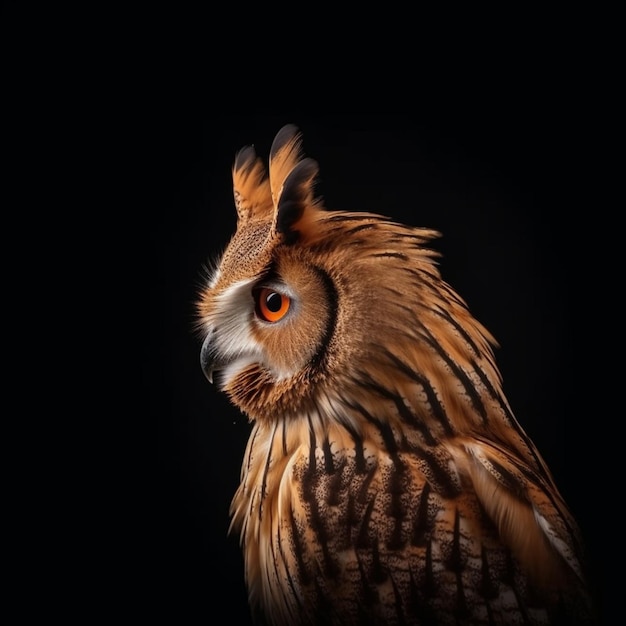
[148,114,602,623]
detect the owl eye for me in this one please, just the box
[254,287,291,323]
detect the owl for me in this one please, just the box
[196,125,595,625]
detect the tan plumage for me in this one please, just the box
[196,125,595,624]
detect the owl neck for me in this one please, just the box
[228,354,556,499]
[231,371,553,522]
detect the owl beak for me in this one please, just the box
[201,328,256,386]
[200,331,221,384]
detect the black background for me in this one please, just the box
[149,113,603,622]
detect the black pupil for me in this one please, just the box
[266,292,282,312]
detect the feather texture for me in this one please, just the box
[197,125,596,625]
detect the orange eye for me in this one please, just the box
[254,287,291,323]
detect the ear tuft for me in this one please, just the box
[269,125,321,244]
[269,125,303,203]
[232,145,273,222]
[275,158,319,244]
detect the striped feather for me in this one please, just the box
[197,125,597,625]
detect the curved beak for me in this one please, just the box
[200,331,218,384]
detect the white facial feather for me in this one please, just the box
[208,267,221,289]
[208,278,306,386]
[209,279,264,386]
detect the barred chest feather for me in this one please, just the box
[228,408,586,626]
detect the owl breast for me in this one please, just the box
[230,410,571,626]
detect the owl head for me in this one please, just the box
[197,124,499,431]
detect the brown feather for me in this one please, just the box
[197,125,597,625]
